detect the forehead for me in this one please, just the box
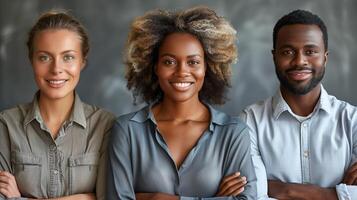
[276,24,324,50]
[33,29,82,49]
[158,32,204,56]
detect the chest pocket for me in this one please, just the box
[68,153,99,194]
[11,151,42,197]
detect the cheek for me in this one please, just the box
[313,57,326,66]
[32,63,47,77]
[68,63,83,78]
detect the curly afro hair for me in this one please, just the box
[125,6,238,105]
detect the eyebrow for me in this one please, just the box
[159,53,203,58]
[35,50,78,54]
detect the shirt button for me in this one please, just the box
[303,123,307,127]
[53,170,58,175]
[303,151,309,157]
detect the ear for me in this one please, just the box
[271,49,276,62]
[324,51,328,67]
[81,59,87,70]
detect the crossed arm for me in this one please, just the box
[0,170,95,200]
[267,162,357,200]
[135,172,247,200]
[268,180,337,200]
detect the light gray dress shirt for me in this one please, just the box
[0,93,115,200]
[240,85,357,200]
[106,104,257,200]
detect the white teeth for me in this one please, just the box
[48,80,66,84]
[173,82,191,88]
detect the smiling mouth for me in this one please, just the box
[287,69,313,81]
[46,79,68,88]
[170,82,193,91]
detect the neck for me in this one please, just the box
[153,97,209,122]
[280,84,321,116]
[38,92,75,134]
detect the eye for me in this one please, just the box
[162,58,176,66]
[63,54,75,62]
[38,54,51,62]
[188,60,200,65]
[281,49,294,56]
[305,49,318,55]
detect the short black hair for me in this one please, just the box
[273,9,328,50]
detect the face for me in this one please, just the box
[156,32,205,103]
[273,24,328,95]
[31,29,85,101]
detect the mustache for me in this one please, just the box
[286,67,315,73]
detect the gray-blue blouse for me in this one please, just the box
[106,104,257,200]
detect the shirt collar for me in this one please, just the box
[69,92,87,128]
[272,84,331,120]
[23,91,86,128]
[130,102,232,132]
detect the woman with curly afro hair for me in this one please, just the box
[106,6,257,200]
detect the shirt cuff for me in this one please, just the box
[336,183,351,200]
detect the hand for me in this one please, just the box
[0,170,21,198]
[216,172,246,196]
[342,162,357,185]
[136,192,179,200]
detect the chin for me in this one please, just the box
[40,89,74,101]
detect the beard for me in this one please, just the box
[275,66,325,95]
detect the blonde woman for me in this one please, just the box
[0,11,114,200]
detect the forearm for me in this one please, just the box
[180,197,247,200]
[28,193,95,200]
[268,180,337,200]
[136,193,247,200]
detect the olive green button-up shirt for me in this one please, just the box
[0,93,115,199]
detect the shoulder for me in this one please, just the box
[210,107,250,141]
[81,102,116,124]
[110,106,150,143]
[242,97,273,116]
[116,106,148,125]
[112,106,150,134]
[0,103,31,124]
[327,95,357,124]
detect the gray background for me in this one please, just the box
[1,0,356,116]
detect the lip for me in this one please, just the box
[46,79,68,88]
[287,70,312,81]
[170,81,194,91]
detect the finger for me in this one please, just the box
[231,186,245,196]
[220,181,245,196]
[345,172,357,185]
[343,168,357,185]
[217,176,247,196]
[220,172,241,185]
[343,163,357,183]
[349,162,357,172]
[0,175,10,184]
[0,185,10,198]
[0,171,12,179]
[0,182,9,189]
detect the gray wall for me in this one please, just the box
[1,0,356,116]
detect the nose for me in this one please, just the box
[175,61,189,77]
[292,51,308,67]
[50,58,63,74]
